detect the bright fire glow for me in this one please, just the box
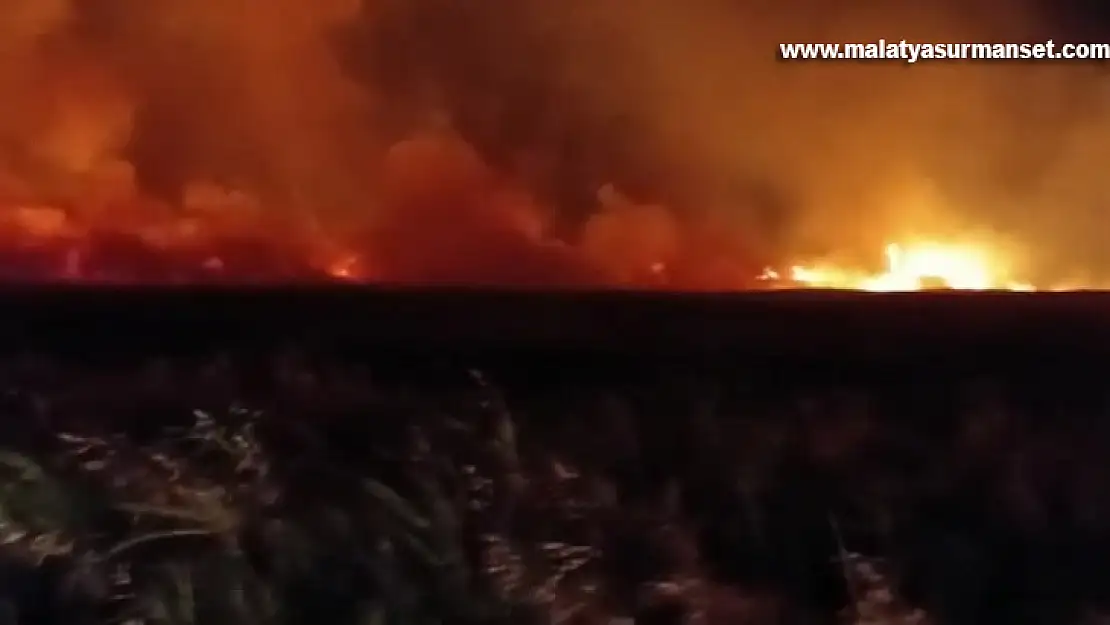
[779,242,1035,291]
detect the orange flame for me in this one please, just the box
[776,241,1036,291]
[0,135,1074,290]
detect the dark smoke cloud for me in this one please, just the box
[0,0,1106,284]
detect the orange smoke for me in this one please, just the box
[0,0,1098,289]
[0,129,1056,290]
[0,130,771,288]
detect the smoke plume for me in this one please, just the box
[0,0,1103,285]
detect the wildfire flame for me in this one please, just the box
[0,134,1067,291]
[0,186,1057,292]
[769,242,1036,291]
[0,0,1103,292]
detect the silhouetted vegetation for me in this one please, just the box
[0,353,1106,625]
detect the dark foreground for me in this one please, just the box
[1,288,1110,625]
[5,285,1110,362]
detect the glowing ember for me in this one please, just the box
[780,242,1035,291]
[325,254,365,280]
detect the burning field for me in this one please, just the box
[1,0,1109,291]
[5,0,1110,624]
[0,130,1064,292]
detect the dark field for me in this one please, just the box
[2,288,1110,625]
